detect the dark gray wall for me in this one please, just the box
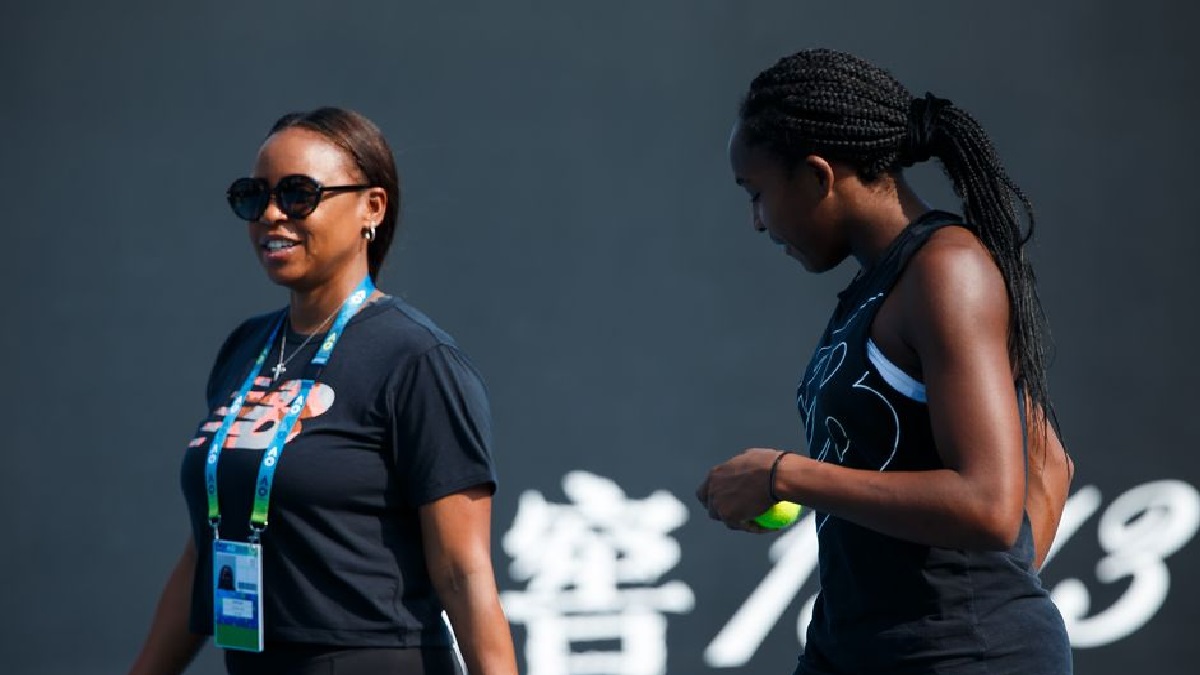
[3,1,1198,673]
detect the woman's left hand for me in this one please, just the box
[696,448,785,531]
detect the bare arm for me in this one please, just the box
[420,486,518,675]
[1024,403,1075,569]
[700,234,1030,550]
[128,538,207,675]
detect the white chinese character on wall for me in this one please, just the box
[501,471,695,675]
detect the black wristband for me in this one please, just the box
[768,451,790,503]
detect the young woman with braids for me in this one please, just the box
[697,49,1075,674]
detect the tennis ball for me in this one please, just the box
[753,501,802,529]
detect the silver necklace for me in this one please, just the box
[270,306,341,381]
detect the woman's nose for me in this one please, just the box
[259,193,288,223]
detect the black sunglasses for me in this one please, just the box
[226,174,373,221]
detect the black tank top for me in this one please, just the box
[795,211,1071,675]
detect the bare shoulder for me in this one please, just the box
[897,225,1009,345]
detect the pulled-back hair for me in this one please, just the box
[740,48,1054,431]
[269,107,400,282]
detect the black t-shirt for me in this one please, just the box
[180,295,497,647]
[795,212,1071,674]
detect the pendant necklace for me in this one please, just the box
[270,305,341,381]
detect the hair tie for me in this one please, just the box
[899,92,952,167]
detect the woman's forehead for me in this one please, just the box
[254,128,355,179]
[728,127,776,177]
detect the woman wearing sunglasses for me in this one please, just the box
[696,49,1074,674]
[130,107,518,675]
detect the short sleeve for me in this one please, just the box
[390,343,497,506]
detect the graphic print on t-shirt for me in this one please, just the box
[797,292,902,533]
[188,376,335,450]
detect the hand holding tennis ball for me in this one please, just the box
[697,448,804,531]
[753,500,802,529]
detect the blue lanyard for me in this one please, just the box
[204,277,375,541]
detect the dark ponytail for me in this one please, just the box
[739,48,1054,433]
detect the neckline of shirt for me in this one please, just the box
[281,293,394,343]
